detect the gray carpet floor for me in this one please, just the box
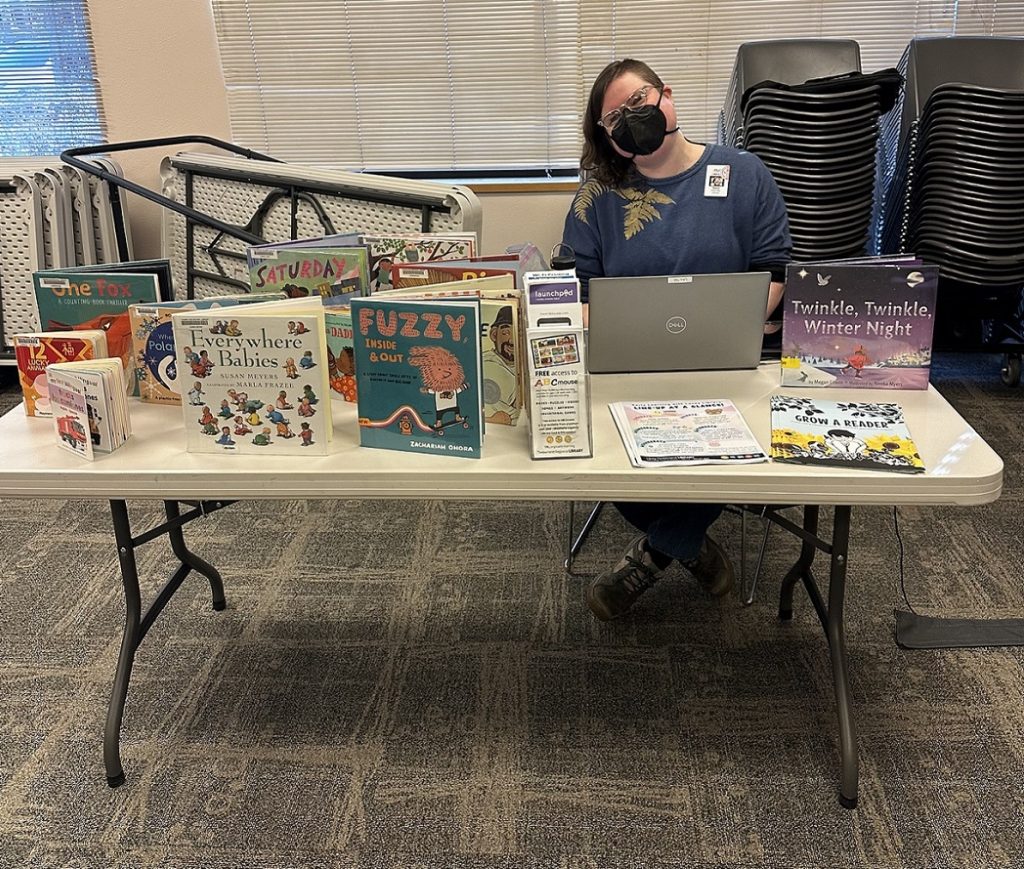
[0,355,1021,868]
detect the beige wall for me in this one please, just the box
[87,0,573,260]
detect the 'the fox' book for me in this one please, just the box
[781,261,939,389]
[170,300,332,455]
[33,268,162,396]
[350,297,482,459]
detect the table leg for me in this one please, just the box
[102,499,231,787]
[825,506,858,810]
[773,504,858,810]
[106,500,141,788]
[778,505,819,621]
[164,500,225,610]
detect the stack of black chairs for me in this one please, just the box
[873,37,1024,385]
[719,39,900,263]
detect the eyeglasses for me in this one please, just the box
[598,85,658,132]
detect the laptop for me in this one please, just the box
[586,272,770,373]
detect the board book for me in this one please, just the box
[48,358,131,459]
[13,330,108,417]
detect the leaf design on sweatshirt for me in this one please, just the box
[572,179,609,224]
[618,187,675,239]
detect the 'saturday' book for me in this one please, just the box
[770,395,925,474]
[781,262,938,389]
[350,297,483,459]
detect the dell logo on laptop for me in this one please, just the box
[666,316,687,334]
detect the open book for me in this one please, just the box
[610,400,768,468]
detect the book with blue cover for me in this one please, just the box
[350,296,482,459]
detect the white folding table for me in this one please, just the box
[0,363,1003,809]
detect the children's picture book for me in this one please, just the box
[246,242,371,304]
[610,400,768,467]
[387,244,548,291]
[170,298,332,455]
[373,277,522,425]
[781,261,939,389]
[770,395,925,474]
[360,233,478,291]
[325,306,357,402]
[48,358,131,459]
[129,295,282,405]
[14,330,108,416]
[350,296,483,459]
[33,269,162,396]
[390,262,518,289]
[67,258,174,303]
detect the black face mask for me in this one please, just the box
[610,89,678,156]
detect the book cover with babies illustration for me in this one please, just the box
[170,301,332,455]
[130,295,281,405]
[781,262,938,389]
[350,297,482,459]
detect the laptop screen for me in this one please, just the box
[586,272,770,373]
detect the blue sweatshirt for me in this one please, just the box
[561,143,791,300]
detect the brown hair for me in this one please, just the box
[580,59,665,187]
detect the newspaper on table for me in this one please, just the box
[609,399,768,468]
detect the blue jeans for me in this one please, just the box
[613,502,723,561]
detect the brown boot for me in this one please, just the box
[587,535,665,621]
[682,535,734,597]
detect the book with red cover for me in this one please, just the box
[14,330,108,417]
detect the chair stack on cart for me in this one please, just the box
[0,157,133,356]
[719,40,901,263]
[873,37,1024,385]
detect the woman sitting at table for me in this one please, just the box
[561,58,791,621]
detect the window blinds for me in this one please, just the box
[0,0,105,156]
[211,0,1024,173]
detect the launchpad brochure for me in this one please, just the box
[609,400,768,468]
